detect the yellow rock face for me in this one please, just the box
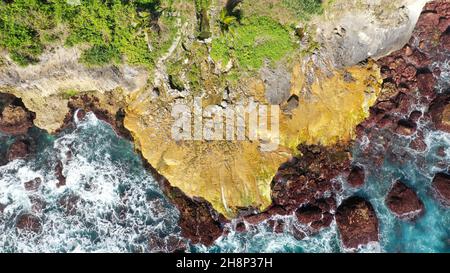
[124,61,382,218]
[281,61,382,150]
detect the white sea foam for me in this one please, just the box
[0,113,181,253]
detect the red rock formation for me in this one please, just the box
[55,160,66,188]
[168,187,226,246]
[6,138,33,161]
[335,196,379,249]
[432,173,450,207]
[0,94,34,135]
[347,166,365,187]
[428,94,450,133]
[295,197,335,230]
[271,145,350,212]
[16,213,42,233]
[358,1,450,145]
[24,178,42,191]
[148,233,187,253]
[385,181,424,220]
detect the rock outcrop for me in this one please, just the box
[432,173,450,207]
[335,196,379,249]
[271,145,350,213]
[317,0,429,67]
[357,0,450,166]
[0,94,34,135]
[429,94,450,133]
[0,0,441,249]
[385,181,424,220]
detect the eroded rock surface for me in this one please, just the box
[335,196,379,249]
[16,213,42,233]
[385,181,424,220]
[432,173,450,207]
[429,94,450,133]
[0,0,440,248]
[347,166,365,187]
[6,138,33,161]
[317,0,429,67]
[0,94,34,135]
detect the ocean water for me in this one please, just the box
[0,107,449,253]
[0,113,180,252]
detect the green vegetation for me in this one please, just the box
[211,16,295,71]
[62,88,79,99]
[283,0,324,20]
[167,59,185,90]
[80,44,121,66]
[0,0,177,68]
[195,0,212,40]
[218,0,241,32]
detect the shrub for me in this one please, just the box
[211,16,295,71]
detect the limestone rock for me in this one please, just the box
[317,0,429,67]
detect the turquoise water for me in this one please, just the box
[0,111,449,253]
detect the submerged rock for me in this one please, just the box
[6,138,33,161]
[336,196,379,249]
[55,160,66,188]
[432,173,450,207]
[386,181,424,220]
[148,233,187,253]
[24,178,42,192]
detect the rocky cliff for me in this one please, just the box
[1,0,442,248]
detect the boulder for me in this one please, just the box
[16,213,42,233]
[335,196,379,249]
[432,173,450,207]
[347,166,365,187]
[385,181,424,220]
[6,138,32,161]
[0,105,34,135]
[429,94,450,133]
[24,178,42,191]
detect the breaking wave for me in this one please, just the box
[0,113,180,252]
[0,110,448,252]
